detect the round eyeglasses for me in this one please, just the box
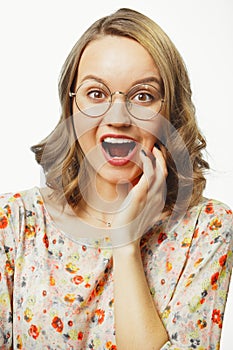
[69,79,165,120]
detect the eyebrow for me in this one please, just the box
[79,74,162,89]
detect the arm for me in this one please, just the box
[153,200,233,350]
[0,195,17,349]
[111,144,233,349]
[113,201,233,350]
[113,239,168,350]
[112,147,169,349]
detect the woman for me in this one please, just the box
[0,8,232,350]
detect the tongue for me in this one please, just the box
[103,143,135,157]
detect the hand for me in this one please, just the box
[110,145,168,247]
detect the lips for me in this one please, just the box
[100,135,137,166]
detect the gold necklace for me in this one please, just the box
[80,206,112,228]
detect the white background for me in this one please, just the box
[0,0,232,348]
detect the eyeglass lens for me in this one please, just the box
[74,79,163,120]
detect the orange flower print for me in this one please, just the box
[65,262,79,274]
[158,232,167,244]
[52,316,64,333]
[72,275,84,285]
[226,209,232,214]
[106,342,117,350]
[212,309,223,328]
[25,224,36,238]
[78,331,84,340]
[68,320,73,327]
[194,258,204,268]
[193,228,199,238]
[28,324,40,339]
[0,215,8,229]
[13,193,21,198]
[50,275,56,286]
[5,261,14,276]
[166,261,172,272]
[43,233,49,249]
[24,308,33,322]
[88,279,106,303]
[185,273,195,287]
[37,199,43,205]
[219,254,227,267]
[16,334,23,349]
[181,237,191,247]
[5,204,11,216]
[211,272,219,286]
[64,293,76,303]
[97,280,106,295]
[209,218,222,231]
[197,319,207,329]
[94,309,105,324]
[205,203,214,214]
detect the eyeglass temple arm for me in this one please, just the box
[69,92,76,97]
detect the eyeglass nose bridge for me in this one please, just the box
[109,90,131,111]
[109,90,133,119]
[110,90,127,99]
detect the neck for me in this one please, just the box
[87,175,129,212]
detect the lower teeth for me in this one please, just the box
[107,148,133,158]
[103,142,136,158]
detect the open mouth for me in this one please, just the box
[102,137,136,158]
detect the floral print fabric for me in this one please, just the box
[0,187,232,349]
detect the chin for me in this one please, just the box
[99,166,142,187]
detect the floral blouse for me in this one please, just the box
[0,187,232,350]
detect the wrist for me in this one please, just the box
[112,238,141,258]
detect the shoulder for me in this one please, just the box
[0,186,42,215]
[0,187,44,239]
[196,198,233,240]
[199,197,232,216]
[182,198,233,266]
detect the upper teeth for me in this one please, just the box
[103,137,134,144]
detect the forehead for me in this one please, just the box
[77,36,161,88]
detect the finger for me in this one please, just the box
[133,150,155,195]
[152,146,168,182]
[140,149,155,178]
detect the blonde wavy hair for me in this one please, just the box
[31,8,209,213]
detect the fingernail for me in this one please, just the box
[154,143,161,150]
[141,149,147,156]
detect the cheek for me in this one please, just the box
[137,121,161,149]
[142,133,157,149]
[72,112,105,171]
[72,112,99,150]
[138,131,156,151]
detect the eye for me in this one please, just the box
[87,89,107,101]
[133,92,154,103]
[129,84,161,105]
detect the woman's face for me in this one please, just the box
[72,35,164,186]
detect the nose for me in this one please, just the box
[102,92,132,127]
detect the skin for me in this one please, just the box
[73,36,165,212]
[73,36,169,348]
[42,35,169,348]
